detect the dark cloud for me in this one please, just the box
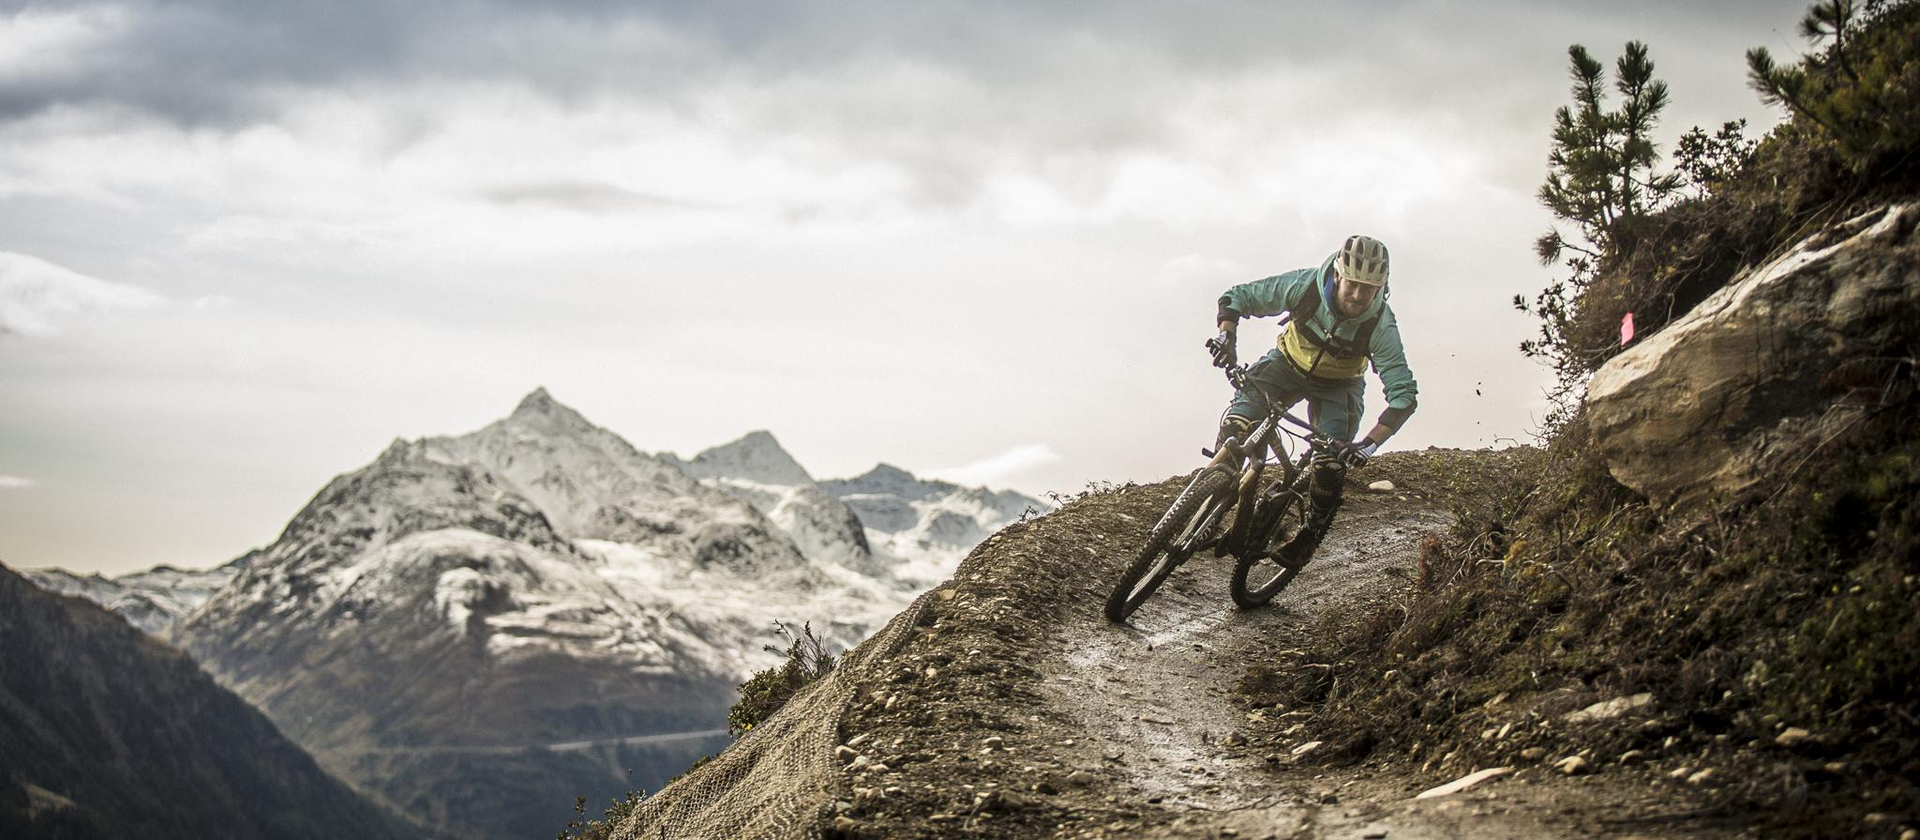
[0,0,1815,212]
[3,1,1814,130]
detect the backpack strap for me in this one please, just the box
[1293,275,1322,321]
[1291,276,1380,360]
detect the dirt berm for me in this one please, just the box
[611,449,1741,840]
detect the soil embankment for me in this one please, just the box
[812,450,1736,839]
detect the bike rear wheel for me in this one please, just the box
[1105,466,1234,623]
[1230,484,1305,608]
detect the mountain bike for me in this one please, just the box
[1103,339,1358,624]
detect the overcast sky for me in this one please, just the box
[2,0,1816,574]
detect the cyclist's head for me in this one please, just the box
[1335,235,1389,287]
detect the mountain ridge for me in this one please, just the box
[162,389,1042,840]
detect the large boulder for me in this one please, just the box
[1587,203,1919,507]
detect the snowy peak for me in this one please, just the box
[673,430,815,486]
[22,557,246,636]
[822,462,956,502]
[505,386,601,436]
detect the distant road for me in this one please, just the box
[316,728,731,757]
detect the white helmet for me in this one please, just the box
[1336,235,1390,286]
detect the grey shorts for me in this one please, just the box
[1223,349,1366,442]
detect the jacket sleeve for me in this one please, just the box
[1217,268,1316,322]
[1368,307,1418,412]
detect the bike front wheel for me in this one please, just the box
[1105,466,1234,623]
[1230,487,1305,608]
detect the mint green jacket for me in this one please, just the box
[1217,253,1419,412]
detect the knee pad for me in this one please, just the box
[1310,462,1346,498]
[1216,414,1255,447]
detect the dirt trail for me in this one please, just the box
[824,458,1737,839]
[1045,497,1447,819]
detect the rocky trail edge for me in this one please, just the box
[816,451,1746,839]
[615,449,1751,840]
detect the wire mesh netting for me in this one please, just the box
[611,590,935,840]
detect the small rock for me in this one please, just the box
[1291,741,1324,757]
[850,755,872,770]
[937,589,957,601]
[1415,767,1514,799]
[1775,727,1813,748]
[1363,830,1388,839]
[869,763,890,773]
[1864,812,1891,825]
[847,733,871,748]
[1824,761,1848,774]
[1617,750,1646,765]
[832,816,857,833]
[1564,693,1654,724]
[1368,479,1396,492]
[1319,792,1340,804]
[884,694,900,711]
[1223,732,1248,747]
[1897,828,1916,840]
[1686,768,1716,785]
[1555,756,1588,775]
[923,666,939,679]
[1065,770,1097,786]
[1520,747,1546,761]
[1668,766,1693,780]
[984,736,1005,750]
[832,800,852,814]
[1033,781,1059,795]
[835,746,859,763]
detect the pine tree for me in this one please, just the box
[1519,41,1682,419]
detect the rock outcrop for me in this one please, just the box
[1587,203,1919,507]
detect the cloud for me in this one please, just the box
[929,444,1063,488]
[0,252,166,336]
[0,475,37,489]
[479,181,703,215]
[1160,254,1249,287]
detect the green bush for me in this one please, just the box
[728,621,837,737]
[1520,0,1919,412]
[1748,0,1920,174]
[554,791,643,840]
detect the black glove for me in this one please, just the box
[1340,439,1380,469]
[1207,330,1237,369]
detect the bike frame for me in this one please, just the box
[1190,361,1338,559]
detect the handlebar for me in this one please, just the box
[1203,337,1357,463]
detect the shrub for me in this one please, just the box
[728,621,837,737]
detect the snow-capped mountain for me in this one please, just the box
[22,558,248,635]
[667,433,1045,590]
[822,463,1044,587]
[664,431,877,574]
[166,388,1042,840]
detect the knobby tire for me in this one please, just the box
[1230,482,1305,608]
[1105,466,1234,623]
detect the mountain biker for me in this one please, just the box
[1209,234,1418,567]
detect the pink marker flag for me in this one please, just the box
[1620,312,1636,345]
